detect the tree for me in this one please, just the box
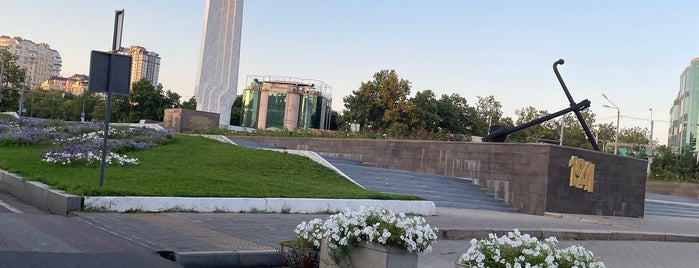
[0,50,24,88]
[508,106,558,143]
[122,79,171,122]
[0,50,24,112]
[435,93,473,134]
[182,96,197,109]
[329,111,340,131]
[229,95,243,125]
[164,89,181,109]
[472,95,505,136]
[342,70,413,133]
[410,90,440,132]
[561,109,597,149]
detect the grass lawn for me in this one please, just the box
[0,135,420,200]
[0,114,12,120]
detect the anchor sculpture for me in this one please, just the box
[482,59,600,151]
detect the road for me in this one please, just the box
[0,191,182,268]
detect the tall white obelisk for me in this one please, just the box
[195,0,244,127]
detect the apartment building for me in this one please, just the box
[41,74,89,95]
[118,45,161,89]
[0,35,62,89]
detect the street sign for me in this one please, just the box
[88,50,131,95]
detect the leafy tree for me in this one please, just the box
[0,50,24,88]
[650,145,699,182]
[181,96,197,110]
[619,126,650,145]
[329,111,340,131]
[436,93,473,134]
[118,79,175,122]
[0,50,24,112]
[343,70,413,133]
[561,109,597,149]
[164,89,182,109]
[410,90,440,132]
[472,95,505,136]
[508,106,558,143]
[230,95,243,125]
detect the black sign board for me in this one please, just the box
[88,50,132,95]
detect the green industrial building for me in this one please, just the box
[240,75,332,131]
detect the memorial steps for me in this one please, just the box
[323,156,519,212]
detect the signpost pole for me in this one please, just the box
[99,10,124,188]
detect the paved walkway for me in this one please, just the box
[76,206,699,267]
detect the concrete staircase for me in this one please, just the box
[228,138,517,212]
[323,156,518,212]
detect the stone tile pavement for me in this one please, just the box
[75,207,699,267]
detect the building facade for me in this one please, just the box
[40,74,89,95]
[118,45,161,89]
[240,75,332,131]
[0,35,62,89]
[669,57,699,153]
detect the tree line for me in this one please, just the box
[1,50,695,182]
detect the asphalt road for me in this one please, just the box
[0,191,182,268]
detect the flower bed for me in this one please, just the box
[457,229,605,268]
[0,118,171,166]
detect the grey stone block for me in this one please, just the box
[24,181,49,211]
[46,189,82,216]
[237,250,284,267]
[175,251,239,268]
[1,173,25,198]
[664,234,699,243]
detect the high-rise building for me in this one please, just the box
[669,57,699,153]
[0,35,62,89]
[119,45,161,89]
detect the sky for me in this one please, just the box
[3,0,699,145]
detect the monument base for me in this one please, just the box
[163,108,220,133]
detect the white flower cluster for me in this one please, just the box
[294,218,325,248]
[458,229,605,268]
[305,206,438,253]
[41,150,138,166]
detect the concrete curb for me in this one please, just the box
[171,250,284,268]
[0,170,81,216]
[439,228,699,243]
[83,196,437,216]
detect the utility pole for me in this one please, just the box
[647,108,653,176]
[18,68,26,116]
[559,115,565,146]
[0,63,4,106]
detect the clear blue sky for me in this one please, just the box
[3,0,698,145]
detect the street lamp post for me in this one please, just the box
[602,94,620,155]
[648,108,653,175]
[0,62,4,106]
[18,68,26,116]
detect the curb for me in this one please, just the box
[165,250,284,268]
[83,196,437,216]
[0,170,81,216]
[439,229,699,243]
